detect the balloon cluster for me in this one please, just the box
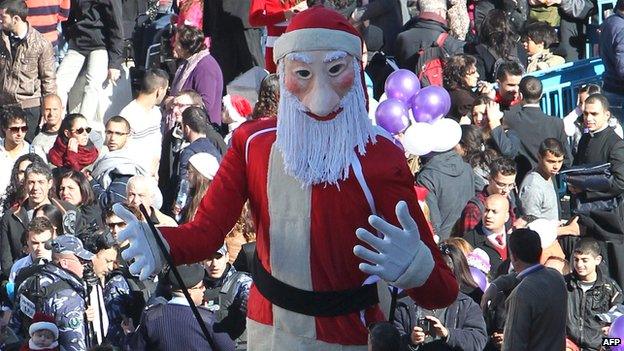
[375,69,461,156]
[610,316,624,351]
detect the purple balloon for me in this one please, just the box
[469,267,488,292]
[610,316,624,351]
[384,69,421,102]
[375,98,410,135]
[410,86,452,123]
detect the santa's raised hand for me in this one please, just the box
[353,201,434,289]
[113,203,168,280]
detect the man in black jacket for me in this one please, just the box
[56,0,124,131]
[571,93,624,288]
[394,5,464,70]
[490,76,572,183]
[565,238,623,351]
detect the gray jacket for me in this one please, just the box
[502,266,567,351]
[417,150,475,239]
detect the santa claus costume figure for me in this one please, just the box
[115,6,458,350]
[249,0,309,73]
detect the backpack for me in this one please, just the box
[13,264,71,337]
[107,267,157,323]
[416,32,450,87]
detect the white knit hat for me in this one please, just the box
[188,153,220,180]
[29,312,59,339]
[527,218,558,249]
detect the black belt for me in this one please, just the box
[251,252,379,317]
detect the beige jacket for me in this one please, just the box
[526,50,566,73]
[0,24,56,108]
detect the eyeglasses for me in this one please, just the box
[72,127,92,135]
[8,126,28,133]
[105,130,129,136]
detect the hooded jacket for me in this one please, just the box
[417,150,476,239]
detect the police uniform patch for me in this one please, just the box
[68,317,80,329]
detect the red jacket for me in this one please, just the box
[248,0,299,72]
[160,118,458,347]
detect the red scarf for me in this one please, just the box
[48,136,99,172]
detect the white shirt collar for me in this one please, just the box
[168,296,190,306]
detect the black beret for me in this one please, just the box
[166,264,205,290]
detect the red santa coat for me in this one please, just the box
[160,118,458,347]
[249,0,300,73]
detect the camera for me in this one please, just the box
[417,318,434,334]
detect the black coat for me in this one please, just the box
[499,105,573,183]
[463,225,508,275]
[360,0,403,55]
[393,292,488,351]
[448,88,476,122]
[565,270,624,351]
[394,14,465,70]
[574,127,624,201]
[473,42,528,83]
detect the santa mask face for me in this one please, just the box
[275,50,376,187]
[282,50,355,120]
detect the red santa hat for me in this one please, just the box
[223,94,253,124]
[29,312,59,339]
[273,6,363,63]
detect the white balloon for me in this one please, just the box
[379,92,388,103]
[402,122,434,156]
[431,118,462,152]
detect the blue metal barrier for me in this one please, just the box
[586,0,616,58]
[528,58,605,118]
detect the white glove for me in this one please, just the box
[353,201,434,289]
[113,204,168,280]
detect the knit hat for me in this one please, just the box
[273,6,362,63]
[527,218,557,249]
[223,94,253,124]
[466,248,492,274]
[29,312,59,339]
[188,153,220,180]
[417,0,447,13]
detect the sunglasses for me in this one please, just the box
[72,127,92,134]
[8,126,28,133]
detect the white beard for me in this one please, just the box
[275,58,376,187]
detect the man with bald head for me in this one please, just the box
[464,194,510,274]
[32,94,63,161]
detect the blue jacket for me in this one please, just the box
[601,12,624,93]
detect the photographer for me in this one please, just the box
[12,235,95,351]
[79,226,119,347]
[393,244,488,351]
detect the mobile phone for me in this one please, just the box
[417,318,433,334]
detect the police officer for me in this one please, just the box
[203,245,252,342]
[128,264,235,351]
[13,235,95,351]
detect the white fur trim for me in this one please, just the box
[29,321,59,339]
[390,242,434,289]
[223,95,247,124]
[274,28,361,63]
[267,144,316,339]
[28,339,59,350]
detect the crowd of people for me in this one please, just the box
[0,0,622,350]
